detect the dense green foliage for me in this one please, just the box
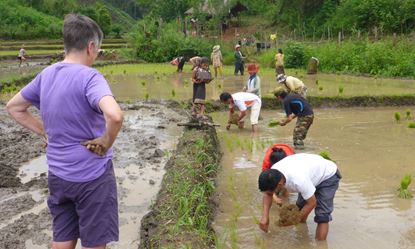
[0,0,138,39]
[129,20,213,62]
[252,38,415,77]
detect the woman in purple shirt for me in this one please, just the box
[6,14,123,249]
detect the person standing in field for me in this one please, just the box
[277,74,308,99]
[6,14,123,249]
[234,44,245,76]
[18,45,29,67]
[258,153,341,240]
[243,63,261,98]
[211,45,223,78]
[274,87,314,149]
[275,48,285,75]
[191,57,212,119]
[220,91,261,133]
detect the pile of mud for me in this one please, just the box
[0,106,45,187]
[278,204,302,227]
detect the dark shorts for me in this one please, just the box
[296,170,341,223]
[47,160,119,247]
[193,83,206,104]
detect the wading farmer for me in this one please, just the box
[274,88,314,149]
[220,92,261,133]
[258,153,341,240]
[6,14,123,249]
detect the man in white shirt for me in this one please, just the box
[258,153,341,240]
[220,91,261,133]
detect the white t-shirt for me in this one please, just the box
[271,153,337,200]
[231,92,261,112]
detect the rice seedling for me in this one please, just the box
[171,89,176,98]
[319,150,333,161]
[406,109,411,120]
[145,93,150,101]
[315,80,319,85]
[319,86,323,91]
[338,86,344,95]
[110,70,113,75]
[123,69,127,74]
[397,175,412,199]
[394,112,401,122]
[217,83,222,89]
[141,81,146,86]
[408,122,415,128]
[268,120,280,127]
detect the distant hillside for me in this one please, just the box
[0,0,139,40]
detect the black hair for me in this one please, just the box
[200,57,209,65]
[270,148,287,165]
[258,169,283,192]
[220,92,232,102]
[274,90,288,98]
[278,48,283,54]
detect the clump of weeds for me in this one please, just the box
[397,175,412,199]
[395,112,401,123]
[338,86,344,95]
[406,109,412,120]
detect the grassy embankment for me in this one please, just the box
[140,126,221,249]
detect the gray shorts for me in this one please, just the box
[47,160,119,247]
[296,170,341,223]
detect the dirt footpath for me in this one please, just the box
[0,101,185,249]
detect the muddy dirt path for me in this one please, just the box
[0,101,185,249]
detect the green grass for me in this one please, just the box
[141,129,220,248]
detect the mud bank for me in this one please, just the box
[0,101,185,249]
[201,95,415,112]
[139,121,221,249]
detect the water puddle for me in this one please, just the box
[19,155,47,184]
[212,107,415,249]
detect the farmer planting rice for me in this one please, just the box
[274,87,314,149]
[220,91,261,133]
[276,74,308,98]
[258,153,342,240]
[6,14,123,249]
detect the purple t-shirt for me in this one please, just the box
[21,63,113,182]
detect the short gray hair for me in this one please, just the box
[63,14,103,53]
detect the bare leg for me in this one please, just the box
[83,246,106,249]
[52,240,77,249]
[251,124,258,133]
[316,222,329,240]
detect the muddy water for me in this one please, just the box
[211,107,415,249]
[105,68,415,101]
[0,102,184,249]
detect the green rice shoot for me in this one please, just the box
[397,175,412,199]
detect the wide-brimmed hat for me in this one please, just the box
[273,87,287,97]
[212,45,220,51]
[277,74,287,83]
[247,63,259,73]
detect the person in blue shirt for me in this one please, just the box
[274,87,314,149]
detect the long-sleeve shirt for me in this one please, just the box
[234,51,243,64]
[283,76,305,93]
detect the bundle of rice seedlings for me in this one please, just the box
[268,120,280,127]
[397,175,412,199]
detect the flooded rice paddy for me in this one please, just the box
[211,108,415,249]
[100,64,415,101]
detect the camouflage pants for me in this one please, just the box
[293,115,314,147]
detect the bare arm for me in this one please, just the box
[82,96,123,156]
[6,92,46,139]
[238,110,247,122]
[280,113,296,126]
[300,195,317,222]
[259,192,273,232]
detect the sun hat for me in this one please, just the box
[212,45,220,51]
[247,63,259,73]
[235,44,241,49]
[276,74,287,84]
[273,87,287,97]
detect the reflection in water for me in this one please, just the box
[212,108,415,249]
